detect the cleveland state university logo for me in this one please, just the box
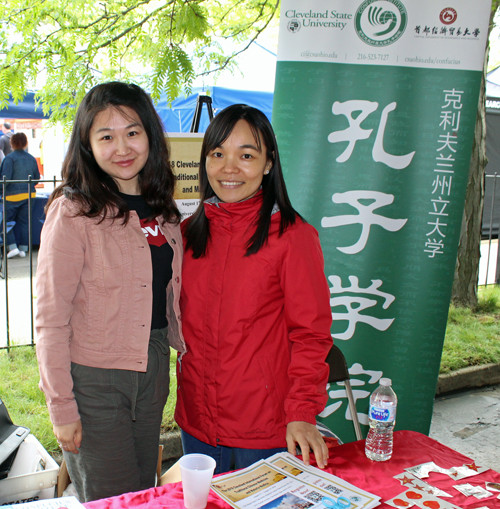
[355,0,407,47]
[287,19,301,33]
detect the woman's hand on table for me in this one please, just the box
[286,421,329,468]
[54,420,82,454]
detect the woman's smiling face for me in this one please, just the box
[89,106,149,195]
[205,119,272,203]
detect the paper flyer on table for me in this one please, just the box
[211,452,380,509]
[268,453,379,506]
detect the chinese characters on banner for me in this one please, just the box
[273,0,491,442]
[424,89,463,257]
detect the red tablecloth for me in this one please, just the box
[84,431,500,509]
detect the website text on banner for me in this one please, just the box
[272,0,491,443]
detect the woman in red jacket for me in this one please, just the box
[176,104,333,474]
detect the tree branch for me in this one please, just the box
[197,0,279,77]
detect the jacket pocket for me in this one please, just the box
[91,226,125,269]
[257,355,288,428]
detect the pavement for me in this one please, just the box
[430,383,500,472]
[0,249,38,348]
[430,358,500,473]
[2,251,500,473]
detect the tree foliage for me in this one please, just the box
[0,0,280,124]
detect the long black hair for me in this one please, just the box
[185,104,300,257]
[48,81,180,225]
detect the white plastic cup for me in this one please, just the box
[179,453,216,509]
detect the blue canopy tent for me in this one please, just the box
[1,92,49,119]
[0,86,273,126]
[156,86,274,133]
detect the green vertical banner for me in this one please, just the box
[272,0,491,443]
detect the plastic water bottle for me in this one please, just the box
[365,378,397,461]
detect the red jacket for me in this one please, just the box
[175,194,332,449]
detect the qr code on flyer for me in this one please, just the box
[324,485,342,495]
[304,491,324,503]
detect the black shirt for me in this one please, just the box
[120,193,173,330]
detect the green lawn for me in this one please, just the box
[440,286,500,373]
[2,286,500,455]
[1,348,178,455]
[0,347,58,453]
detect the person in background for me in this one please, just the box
[0,132,40,258]
[35,82,185,502]
[176,104,333,474]
[0,122,14,157]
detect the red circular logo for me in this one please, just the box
[440,7,457,25]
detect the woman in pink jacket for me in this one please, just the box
[36,82,185,502]
[176,104,333,474]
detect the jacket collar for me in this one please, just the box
[203,191,261,228]
[204,190,280,225]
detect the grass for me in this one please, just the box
[2,286,500,454]
[440,286,500,373]
[0,348,179,456]
[0,347,59,454]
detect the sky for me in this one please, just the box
[192,27,279,93]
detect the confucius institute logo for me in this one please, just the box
[439,7,457,25]
[355,0,408,47]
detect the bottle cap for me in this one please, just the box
[380,377,392,386]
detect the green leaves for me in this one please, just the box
[0,0,280,126]
[148,43,194,104]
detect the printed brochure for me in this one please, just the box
[211,452,380,509]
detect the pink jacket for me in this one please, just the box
[175,194,332,449]
[36,196,185,426]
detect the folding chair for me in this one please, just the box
[323,344,363,441]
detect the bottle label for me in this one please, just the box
[369,405,396,422]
